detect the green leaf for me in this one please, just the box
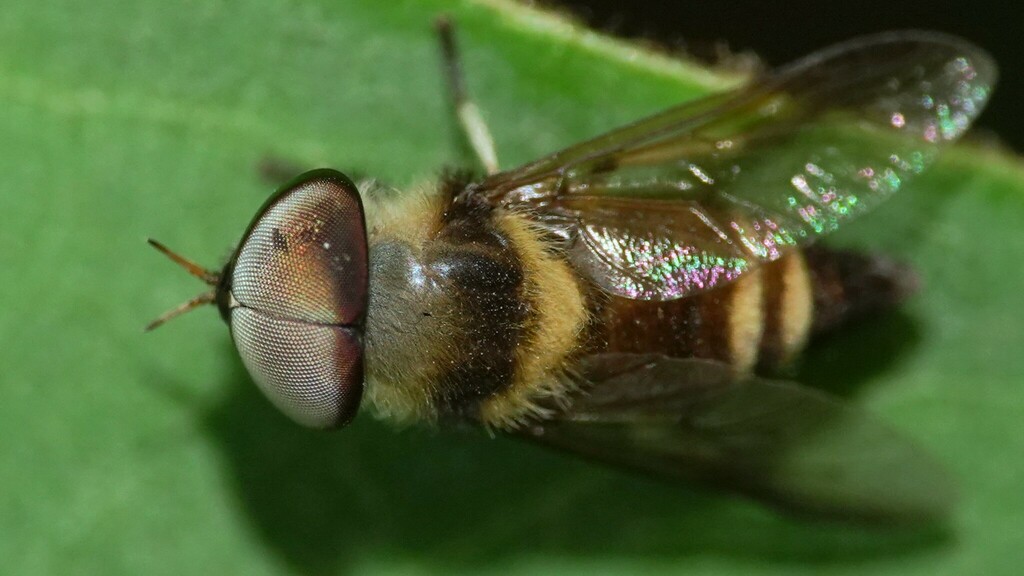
[2,0,1022,574]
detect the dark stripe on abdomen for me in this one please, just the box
[803,245,919,336]
[427,199,531,419]
[586,278,753,366]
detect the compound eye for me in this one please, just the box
[231,169,367,325]
[231,308,362,428]
[227,169,368,428]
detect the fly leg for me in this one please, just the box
[256,156,370,188]
[436,16,500,175]
[256,156,311,187]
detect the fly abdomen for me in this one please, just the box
[802,246,921,336]
[590,268,767,372]
[591,247,916,374]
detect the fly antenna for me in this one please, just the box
[145,291,216,332]
[147,238,220,285]
[146,238,222,331]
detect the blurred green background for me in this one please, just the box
[2,0,1022,574]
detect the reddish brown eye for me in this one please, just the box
[231,308,363,428]
[226,169,368,428]
[231,169,367,325]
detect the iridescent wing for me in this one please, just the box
[477,32,996,300]
[520,354,956,522]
